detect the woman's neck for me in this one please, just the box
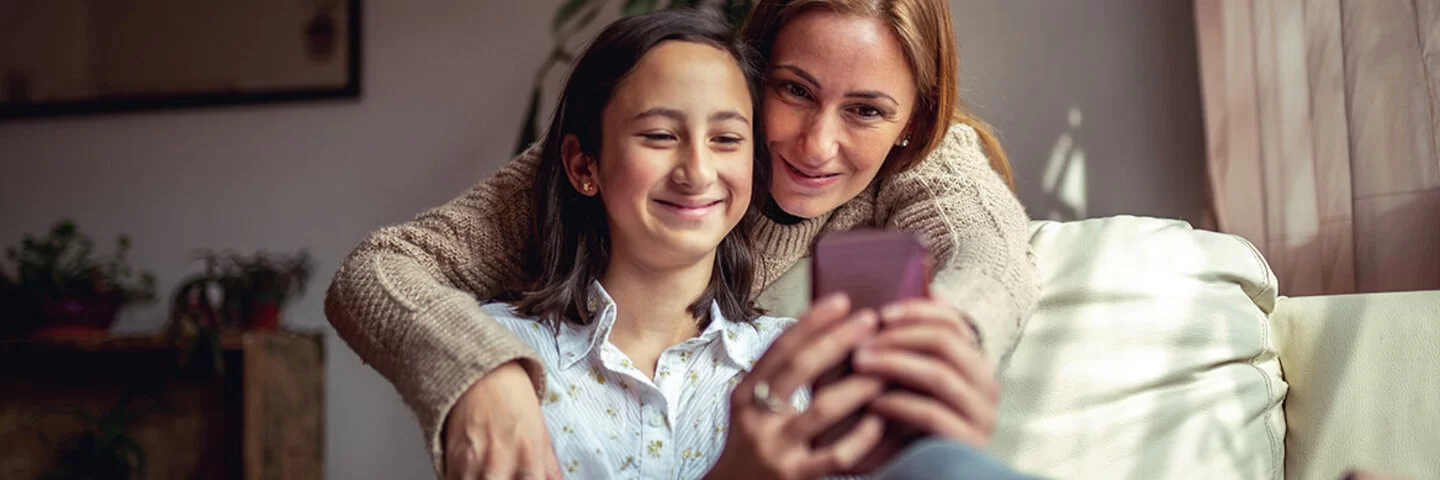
[598,251,714,375]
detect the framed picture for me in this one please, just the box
[0,0,361,119]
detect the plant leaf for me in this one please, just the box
[115,436,146,478]
[551,0,597,35]
[622,0,660,16]
[513,86,543,155]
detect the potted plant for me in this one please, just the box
[174,249,314,331]
[39,391,148,480]
[1,219,156,337]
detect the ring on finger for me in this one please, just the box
[752,381,788,413]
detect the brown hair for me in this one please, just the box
[741,0,1016,190]
[511,9,766,328]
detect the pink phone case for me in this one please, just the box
[808,229,931,449]
[810,229,931,309]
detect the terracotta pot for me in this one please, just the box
[33,293,123,338]
[248,302,281,330]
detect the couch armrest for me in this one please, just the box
[1270,290,1440,480]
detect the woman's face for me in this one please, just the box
[567,41,755,270]
[763,10,918,218]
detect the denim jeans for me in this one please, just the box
[874,438,1044,480]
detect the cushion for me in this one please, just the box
[990,215,1288,479]
[1271,291,1440,480]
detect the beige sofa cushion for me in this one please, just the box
[1271,291,1440,480]
[991,216,1289,479]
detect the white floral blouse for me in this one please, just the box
[484,281,803,479]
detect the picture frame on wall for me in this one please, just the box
[0,0,362,119]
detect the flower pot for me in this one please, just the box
[248,301,281,330]
[33,293,123,338]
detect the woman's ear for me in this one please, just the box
[895,120,915,148]
[560,134,599,196]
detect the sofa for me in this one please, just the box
[989,215,1440,480]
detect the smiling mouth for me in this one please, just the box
[656,199,723,210]
[783,159,842,180]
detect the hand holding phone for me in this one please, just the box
[809,229,931,450]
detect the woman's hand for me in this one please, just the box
[706,294,889,480]
[442,361,562,480]
[856,298,1000,448]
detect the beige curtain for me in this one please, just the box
[1194,0,1440,296]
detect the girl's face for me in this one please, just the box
[564,41,755,271]
[763,10,918,219]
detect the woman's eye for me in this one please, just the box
[852,105,883,119]
[641,132,676,142]
[783,82,810,99]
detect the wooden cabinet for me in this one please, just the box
[0,331,324,480]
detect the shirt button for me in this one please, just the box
[648,414,664,427]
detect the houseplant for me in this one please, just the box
[1,219,156,337]
[164,249,312,375]
[172,249,315,332]
[39,391,148,480]
[514,0,755,154]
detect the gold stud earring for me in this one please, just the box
[581,181,593,194]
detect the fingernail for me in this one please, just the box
[880,305,902,323]
[856,310,877,327]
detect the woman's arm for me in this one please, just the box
[323,146,547,475]
[874,123,1041,369]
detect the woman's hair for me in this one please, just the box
[511,9,766,328]
[741,0,1016,191]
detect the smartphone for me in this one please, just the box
[808,229,931,448]
[810,229,931,310]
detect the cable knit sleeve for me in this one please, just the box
[875,123,1040,370]
[323,145,545,475]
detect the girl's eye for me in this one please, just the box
[641,132,677,142]
[713,135,745,146]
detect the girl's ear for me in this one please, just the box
[561,135,599,196]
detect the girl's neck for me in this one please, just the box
[598,251,715,375]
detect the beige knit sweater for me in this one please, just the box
[324,123,1039,473]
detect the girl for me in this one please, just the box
[480,9,887,479]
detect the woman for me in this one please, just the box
[325,0,1037,477]
[483,11,893,478]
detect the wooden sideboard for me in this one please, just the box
[0,331,324,480]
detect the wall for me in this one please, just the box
[952,0,1208,223]
[0,0,1207,477]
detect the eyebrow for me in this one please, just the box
[772,64,900,106]
[634,107,750,125]
[708,110,751,125]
